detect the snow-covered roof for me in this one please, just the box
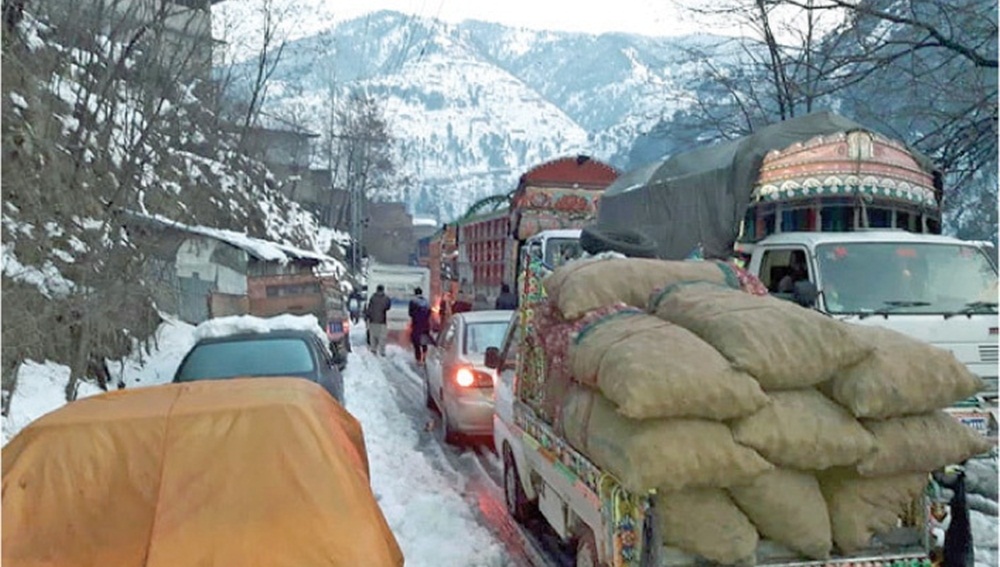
[193,313,327,345]
[126,211,334,265]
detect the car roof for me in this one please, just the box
[455,310,516,324]
[191,329,322,346]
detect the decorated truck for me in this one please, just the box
[428,156,617,310]
[487,112,996,567]
[596,111,998,404]
[489,250,993,567]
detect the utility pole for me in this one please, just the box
[350,179,363,275]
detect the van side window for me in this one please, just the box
[760,248,810,293]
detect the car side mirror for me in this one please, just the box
[793,280,819,308]
[484,346,501,369]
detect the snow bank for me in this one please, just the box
[2,361,102,445]
[193,313,327,345]
[344,350,507,567]
[109,316,196,387]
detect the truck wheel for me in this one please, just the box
[580,225,657,258]
[503,445,537,523]
[575,529,605,567]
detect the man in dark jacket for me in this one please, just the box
[408,287,432,364]
[366,285,391,356]
[494,283,517,310]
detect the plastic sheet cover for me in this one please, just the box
[2,378,403,567]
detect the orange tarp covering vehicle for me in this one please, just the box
[2,378,404,567]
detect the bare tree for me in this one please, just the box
[2,0,229,400]
[211,0,302,146]
[320,91,398,228]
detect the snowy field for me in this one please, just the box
[2,316,998,566]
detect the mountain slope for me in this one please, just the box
[258,11,721,220]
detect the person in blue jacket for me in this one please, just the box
[409,287,433,364]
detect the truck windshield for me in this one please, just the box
[544,238,583,268]
[816,242,998,315]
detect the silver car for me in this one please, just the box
[425,310,514,444]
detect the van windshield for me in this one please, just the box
[544,238,583,268]
[816,242,998,315]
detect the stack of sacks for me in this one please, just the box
[648,280,991,557]
[560,302,772,565]
[541,258,992,564]
[819,325,991,552]
[543,257,739,319]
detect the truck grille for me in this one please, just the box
[980,344,999,363]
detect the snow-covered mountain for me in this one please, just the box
[251,11,730,221]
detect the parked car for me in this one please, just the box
[2,378,403,567]
[424,310,514,444]
[173,315,344,403]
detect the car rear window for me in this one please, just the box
[464,322,510,355]
[176,338,315,381]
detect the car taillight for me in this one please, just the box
[343,319,350,334]
[454,367,493,388]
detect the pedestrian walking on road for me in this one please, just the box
[409,287,432,365]
[366,285,391,357]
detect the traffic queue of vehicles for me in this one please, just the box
[4,112,997,567]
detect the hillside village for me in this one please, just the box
[0,0,428,408]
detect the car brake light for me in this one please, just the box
[343,319,350,334]
[456,368,475,387]
[454,367,492,388]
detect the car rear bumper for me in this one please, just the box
[445,394,494,436]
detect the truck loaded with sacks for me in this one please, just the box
[594,110,998,413]
[487,253,993,567]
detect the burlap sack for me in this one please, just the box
[824,326,985,419]
[731,389,876,470]
[544,258,736,320]
[818,469,927,553]
[654,488,758,565]
[857,411,993,476]
[729,469,831,560]
[559,385,773,493]
[570,309,769,420]
[650,283,872,390]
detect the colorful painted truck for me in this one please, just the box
[598,112,998,401]
[487,112,995,567]
[428,156,618,310]
[489,249,987,567]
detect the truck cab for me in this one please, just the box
[518,229,584,285]
[745,231,999,400]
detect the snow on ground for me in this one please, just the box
[2,313,998,566]
[108,315,196,387]
[3,315,510,566]
[2,360,103,444]
[343,343,508,566]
